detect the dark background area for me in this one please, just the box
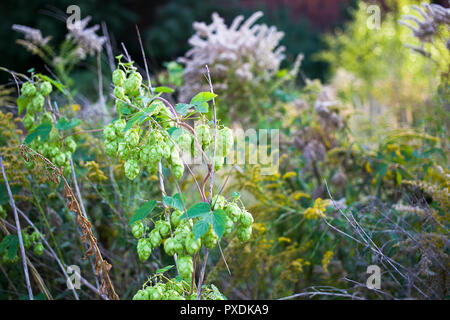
[0,0,447,84]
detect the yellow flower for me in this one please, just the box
[291,258,304,273]
[304,198,330,220]
[292,191,310,200]
[282,171,297,180]
[72,104,81,112]
[365,162,372,173]
[277,237,292,244]
[322,250,333,273]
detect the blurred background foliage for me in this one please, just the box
[0,0,358,85]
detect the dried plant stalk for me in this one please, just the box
[20,144,119,300]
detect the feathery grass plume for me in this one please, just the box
[12,25,51,47]
[66,16,106,57]
[178,11,293,122]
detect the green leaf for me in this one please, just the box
[24,122,52,144]
[193,220,210,239]
[212,209,227,239]
[0,184,22,205]
[186,202,211,219]
[118,105,130,115]
[154,86,174,93]
[123,112,143,132]
[167,127,178,136]
[17,95,30,116]
[175,103,191,116]
[0,235,15,252]
[55,117,81,131]
[190,92,217,105]
[7,237,18,259]
[194,102,209,113]
[128,200,157,225]
[163,193,185,211]
[156,265,174,274]
[0,235,18,259]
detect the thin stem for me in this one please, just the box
[196,249,209,300]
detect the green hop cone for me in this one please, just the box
[124,159,140,180]
[113,119,126,133]
[240,210,254,228]
[41,112,53,124]
[131,221,144,239]
[21,82,36,97]
[132,289,148,300]
[30,231,40,243]
[22,114,34,130]
[32,93,45,112]
[148,286,163,300]
[202,226,218,249]
[123,72,142,95]
[137,238,152,262]
[54,153,66,167]
[117,142,129,159]
[114,86,125,100]
[155,220,171,238]
[172,164,184,180]
[224,203,242,223]
[124,129,140,147]
[185,233,201,255]
[216,127,234,157]
[149,229,162,247]
[105,140,118,156]
[22,232,31,250]
[103,125,116,141]
[65,137,77,154]
[214,156,224,172]
[237,225,252,243]
[170,210,184,228]
[223,216,234,237]
[39,81,52,96]
[175,131,193,153]
[33,242,44,256]
[195,124,212,150]
[112,69,126,86]
[163,237,177,256]
[211,194,226,210]
[177,255,194,281]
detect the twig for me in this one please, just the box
[135,25,153,95]
[196,249,209,300]
[206,65,217,203]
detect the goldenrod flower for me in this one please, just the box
[292,191,310,200]
[322,250,333,273]
[282,171,297,179]
[304,198,330,220]
[277,237,291,244]
[72,104,81,112]
[365,162,372,174]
